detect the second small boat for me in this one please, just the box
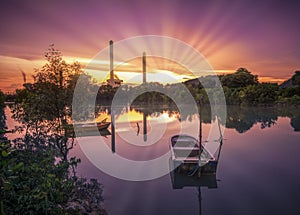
[78,121,111,131]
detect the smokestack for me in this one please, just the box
[142,52,146,84]
[109,40,114,86]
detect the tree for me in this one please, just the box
[0,90,5,108]
[241,83,278,105]
[4,46,107,214]
[12,45,82,161]
[222,87,242,105]
[291,71,300,85]
[221,68,258,88]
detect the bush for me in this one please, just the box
[1,139,106,214]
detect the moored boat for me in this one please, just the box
[77,121,111,131]
[169,134,220,176]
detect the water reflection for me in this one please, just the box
[5,104,300,215]
[143,112,147,142]
[75,128,111,137]
[226,106,300,133]
[0,107,7,143]
[89,105,300,214]
[291,113,300,131]
[170,169,217,215]
[96,105,300,135]
[87,104,300,167]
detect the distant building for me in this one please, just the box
[106,74,123,87]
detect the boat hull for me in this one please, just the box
[169,158,218,189]
[77,122,111,131]
[169,134,217,176]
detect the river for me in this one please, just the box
[4,105,300,215]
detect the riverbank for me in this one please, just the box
[0,105,108,215]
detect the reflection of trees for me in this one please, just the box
[227,107,255,133]
[97,103,300,133]
[95,81,300,133]
[291,115,300,131]
[0,109,5,131]
[225,106,299,133]
[226,106,278,133]
[277,107,300,132]
[133,104,200,122]
[134,104,178,116]
[0,105,7,144]
[128,105,286,134]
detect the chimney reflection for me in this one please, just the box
[143,112,147,142]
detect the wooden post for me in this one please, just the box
[198,187,202,215]
[199,97,203,151]
[111,109,115,153]
[198,97,203,177]
[216,116,223,162]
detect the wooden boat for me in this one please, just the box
[169,134,220,176]
[77,121,111,131]
[66,121,111,138]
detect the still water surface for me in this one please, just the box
[69,106,300,215]
[5,106,300,215]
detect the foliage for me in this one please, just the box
[97,85,117,102]
[279,87,299,98]
[291,71,300,85]
[13,45,82,123]
[222,87,242,105]
[12,45,82,161]
[1,140,69,214]
[3,46,106,214]
[92,67,300,106]
[241,83,279,105]
[277,95,300,105]
[0,90,5,108]
[220,68,258,88]
[0,139,105,214]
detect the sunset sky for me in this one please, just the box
[1,0,300,92]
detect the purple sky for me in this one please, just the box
[1,0,300,91]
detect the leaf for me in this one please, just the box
[1,150,8,157]
[12,162,24,171]
[46,174,55,178]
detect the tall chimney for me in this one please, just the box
[142,52,146,84]
[109,40,114,86]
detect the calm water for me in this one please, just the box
[5,106,300,215]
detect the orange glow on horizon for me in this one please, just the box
[1,52,289,94]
